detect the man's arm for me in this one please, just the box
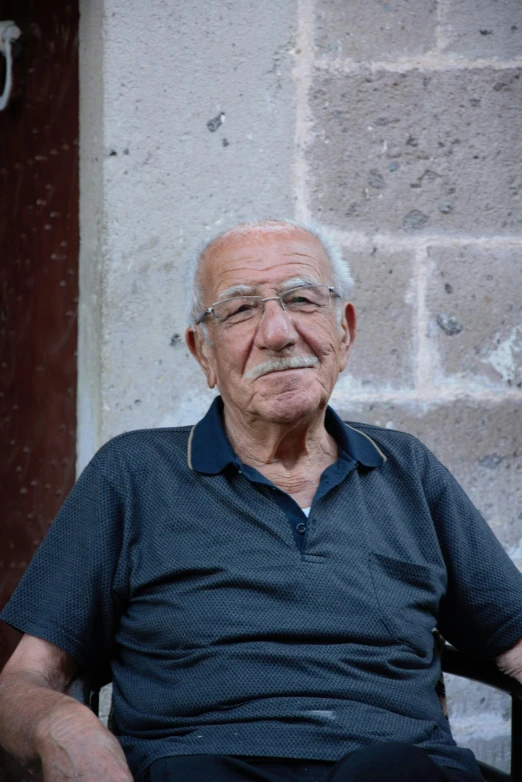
[0,634,132,781]
[496,636,522,684]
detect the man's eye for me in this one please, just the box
[285,291,319,309]
[287,294,312,305]
[231,302,255,315]
[223,300,258,321]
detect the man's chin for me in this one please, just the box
[254,386,325,424]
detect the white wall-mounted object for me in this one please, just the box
[0,20,22,111]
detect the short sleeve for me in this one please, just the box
[434,463,522,658]
[0,460,123,673]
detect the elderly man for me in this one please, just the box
[1,219,521,782]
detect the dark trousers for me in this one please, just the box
[147,742,483,781]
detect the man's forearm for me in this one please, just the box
[496,636,522,684]
[0,671,131,780]
[0,669,77,767]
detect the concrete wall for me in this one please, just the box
[79,0,522,769]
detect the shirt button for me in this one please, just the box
[296,522,306,534]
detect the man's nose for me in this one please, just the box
[254,298,299,351]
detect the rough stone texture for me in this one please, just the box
[426,245,522,391]
[330,399,522,551]
[445,673,511,774]
[452,732,511,775]
[315,0,437,60]
[308,68,522,235]
[339,245,416,391]
[442,0,522,60]
[79,0,298,455]
[445,674,511,723]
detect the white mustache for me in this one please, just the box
[245,356,318,380]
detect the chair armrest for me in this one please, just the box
[442,645,522,699]
[442,644,522,782]
[67,665,112,717]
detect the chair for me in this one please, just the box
[441,644,522,782]
[73,646,522,781]
[69,663,111,722]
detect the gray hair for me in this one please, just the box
[184,218,353,327]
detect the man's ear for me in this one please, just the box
[185,326,217,389]
[338,302,356,373]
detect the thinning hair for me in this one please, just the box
[184,218,354,327]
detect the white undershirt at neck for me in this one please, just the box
[301,507,311,517]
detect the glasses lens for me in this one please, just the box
[282,285,331,312]
[213,296,262,323]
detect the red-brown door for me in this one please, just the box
[0,1,79,778]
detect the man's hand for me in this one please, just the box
[0,634,132,780]
[496,635,522,684]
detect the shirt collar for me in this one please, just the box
[188,396,385,474]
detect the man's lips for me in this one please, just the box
[244,356,318,380]
[261,366,309,377]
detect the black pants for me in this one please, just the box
[147,742,483,781]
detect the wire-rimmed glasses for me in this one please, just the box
[195,284,339,326]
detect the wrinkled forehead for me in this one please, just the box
[200,226,330,295]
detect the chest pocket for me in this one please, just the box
[369,553,446,657]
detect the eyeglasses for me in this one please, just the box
[196,284,339,326]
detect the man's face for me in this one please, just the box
[186,227,356,425]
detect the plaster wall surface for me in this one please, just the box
[79,0,522,770]
[79,0,298,460]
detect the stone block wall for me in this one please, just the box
[80,0,522,767]
[302,0,522,767]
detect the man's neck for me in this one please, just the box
[223,404,334,467]
[222,404,338,507]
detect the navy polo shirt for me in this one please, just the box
[3,398,522,781]
[189,397,384,550]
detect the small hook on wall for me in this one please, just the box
[0,21,22,111]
